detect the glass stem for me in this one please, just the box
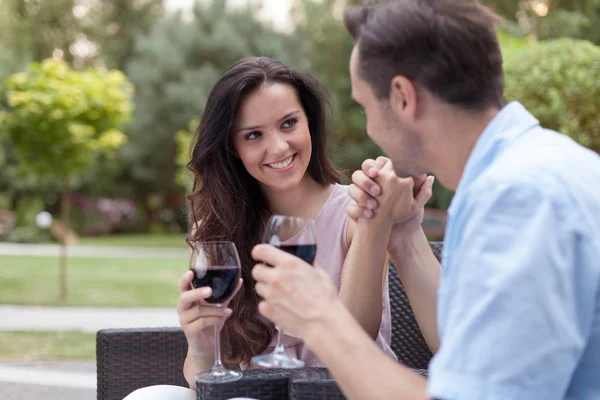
[273,327,286,356]
[213,324,223,370]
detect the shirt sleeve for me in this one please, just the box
[427,180,594,400]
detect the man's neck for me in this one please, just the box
[425,105,500,191]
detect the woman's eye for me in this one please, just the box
[245,131,261,140]
[282,118,297,129]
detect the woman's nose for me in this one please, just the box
[268,132,290,155]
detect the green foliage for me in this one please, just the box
[498,28,532,63]
[0,0,80,62]
[81,0,165,70]
[504,39,600,152]
[0,58,134,179]
[175,118,199,191]
[482,0,600,45]
[6,225,52,244]
[14,194,44,226]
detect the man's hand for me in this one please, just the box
[251,244,340,339]
[347,157,434,250]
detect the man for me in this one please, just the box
[252,0,600,399]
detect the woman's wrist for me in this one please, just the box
[356,215,393,240]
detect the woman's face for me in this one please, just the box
[232,82,312,192]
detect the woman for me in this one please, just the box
[124,57,396,399]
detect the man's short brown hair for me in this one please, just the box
[344,0,505,109]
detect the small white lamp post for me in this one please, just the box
[35,211,53,230]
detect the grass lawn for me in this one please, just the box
[0,331,96,360]
[0,255,186,307]
[77,233,188,248]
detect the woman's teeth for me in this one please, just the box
[268,155,294,169]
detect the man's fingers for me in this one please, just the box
[252,261,277,285]
[412,174,428,194]
[257,301,273,320]
[415,175,435,207]
[251,245,310,273]
[254,281,269,299]
[361,158,376,177]
[361,156,388,178]
[371,156,389,176]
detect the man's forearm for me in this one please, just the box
[338,219,391,339]
[304,300,430,400]
[389,229,441,351]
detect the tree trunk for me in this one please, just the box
[59,184,70,300]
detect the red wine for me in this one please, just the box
[190,266,240,303]
[277,244,317,265]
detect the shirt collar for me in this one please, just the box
[448,101,540,215]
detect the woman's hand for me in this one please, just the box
[177,271,242,357]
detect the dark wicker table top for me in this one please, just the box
[196,367,428,399]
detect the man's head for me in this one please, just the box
[346,0,504,177]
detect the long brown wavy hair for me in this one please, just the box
[186,57,341,365]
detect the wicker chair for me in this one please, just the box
[96,242,442,400]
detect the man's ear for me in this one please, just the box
[389,75,418,119]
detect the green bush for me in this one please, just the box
[504,39,600,153]
[6,225,52,243]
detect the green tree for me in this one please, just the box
[483,0,600,44]
[0,58,133,298]
[0,0,80,63]
[79,0,165,70]
[122,0,302,217]
[0,0,165,68]
[504,39,600,153]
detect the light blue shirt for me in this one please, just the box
[427,102,600,400]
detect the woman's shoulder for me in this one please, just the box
[330,183,352,206]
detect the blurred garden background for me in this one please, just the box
[0,0,599,363]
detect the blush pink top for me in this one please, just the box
[249,184,397,367]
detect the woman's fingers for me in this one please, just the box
[178,270,195,293]
[184,315,229,335]
[177,287,213,313]
[179,305,232,326]
[346,203,373,220]
[348,183,378,210]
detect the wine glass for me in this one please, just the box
[251,215,317,369]
[189,241,243,383]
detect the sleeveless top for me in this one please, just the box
[253,183,397,367]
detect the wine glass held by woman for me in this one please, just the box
[186,241,243,383]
